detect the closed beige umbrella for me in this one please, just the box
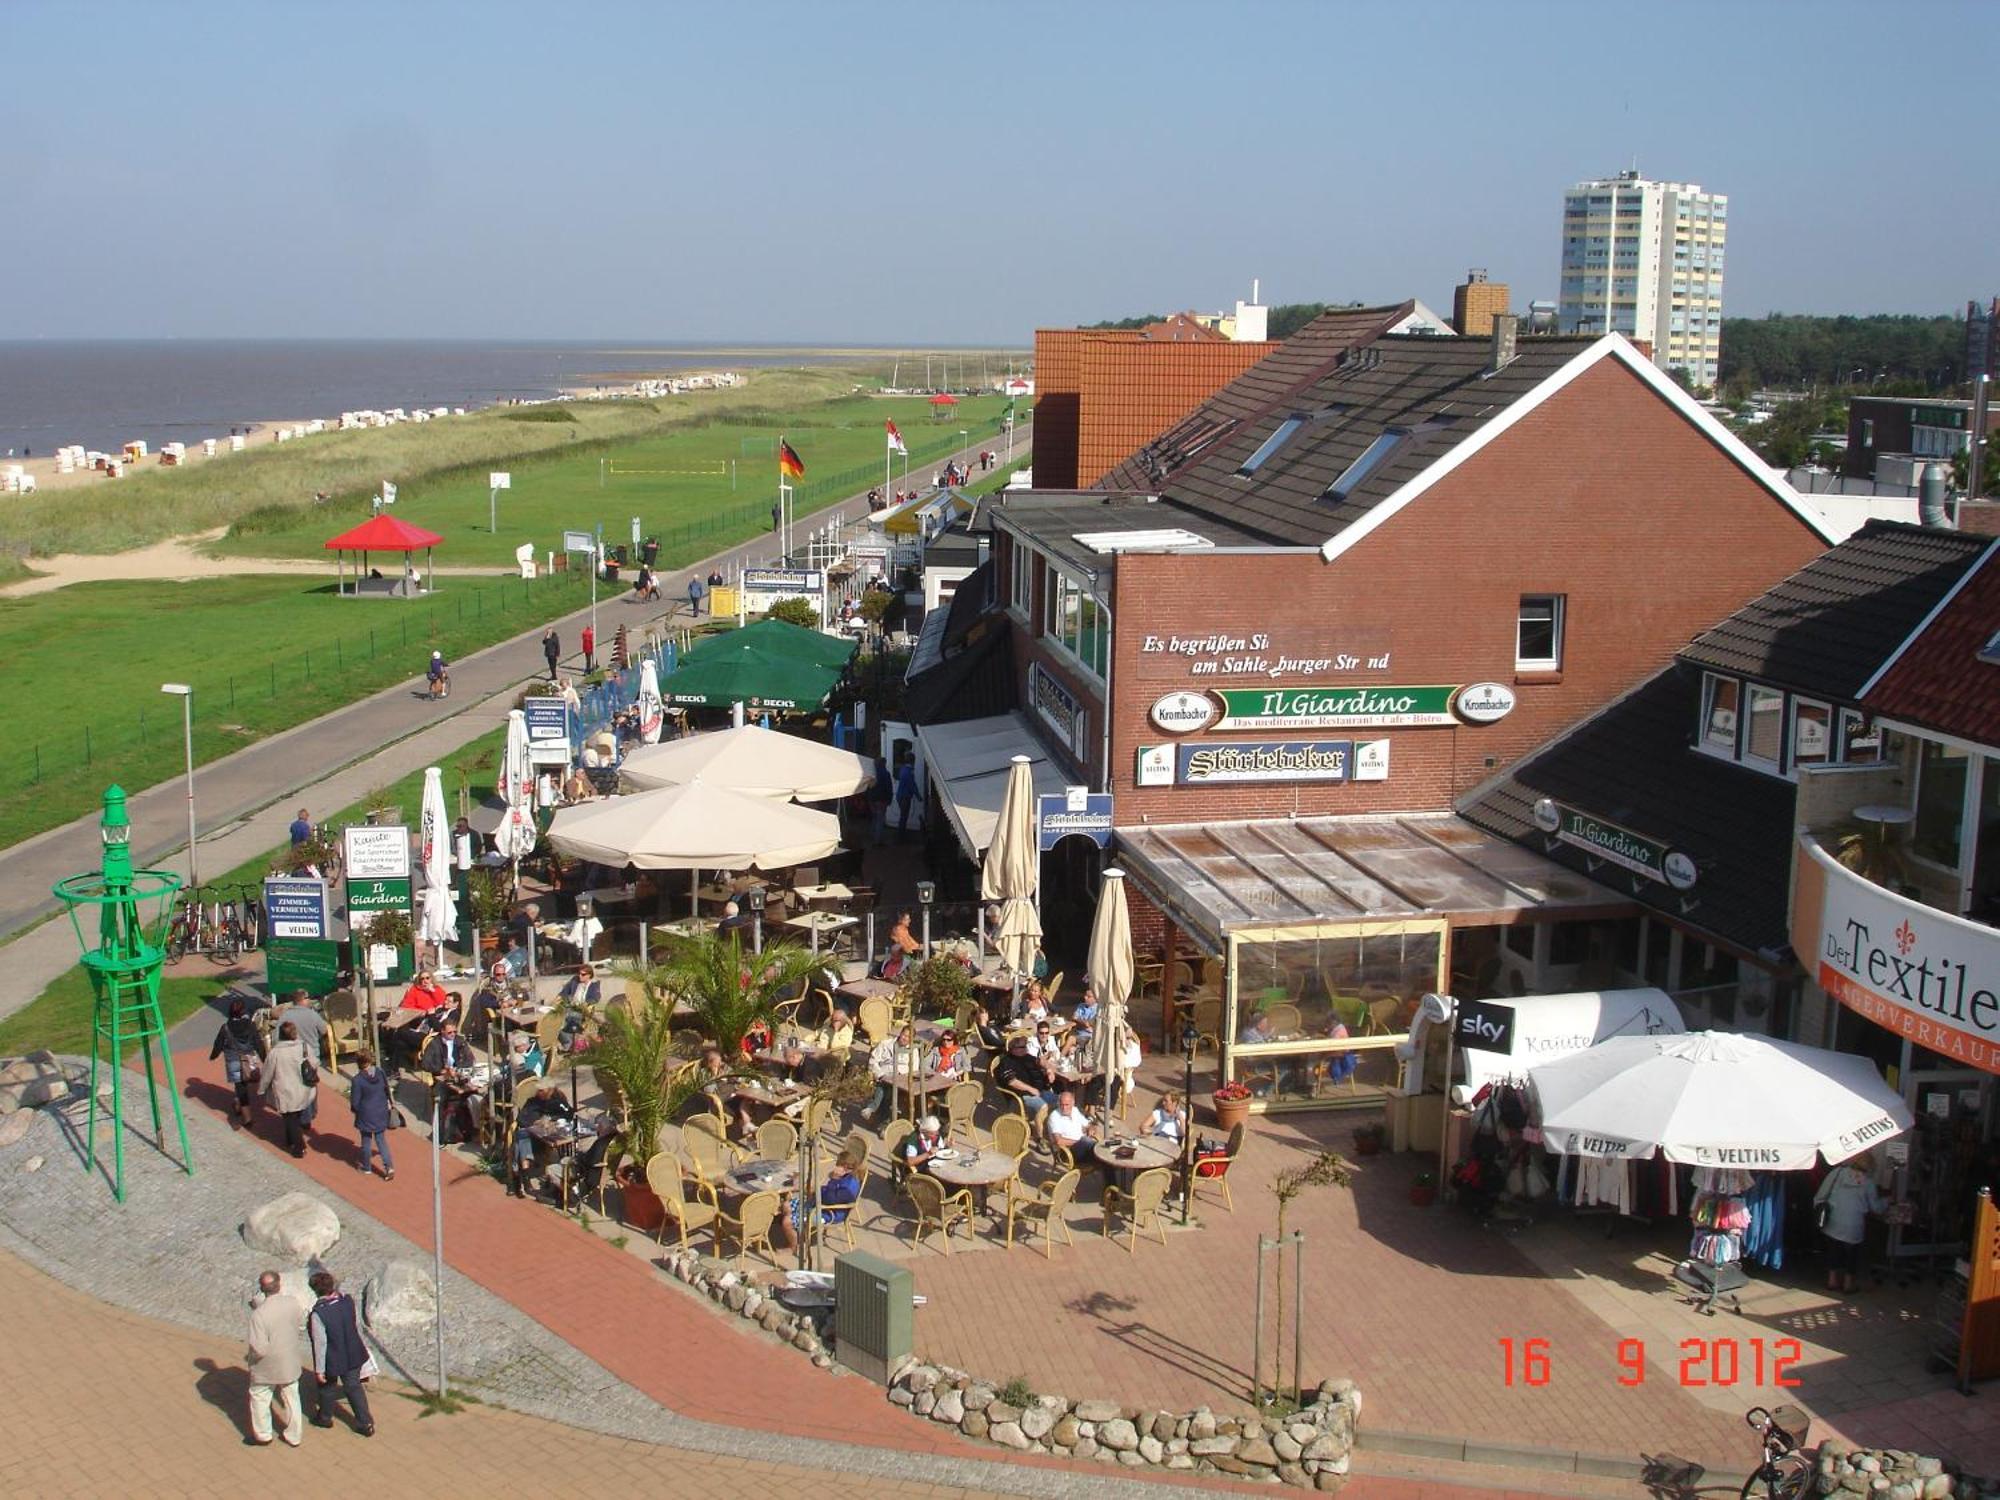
[979,755,1041,1001]
[1088,868,1136,1110]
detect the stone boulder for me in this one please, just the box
[242,1193,341,1261]
[362,1260,436,1331]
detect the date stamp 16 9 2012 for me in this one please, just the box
[1500,1337,1804,1388]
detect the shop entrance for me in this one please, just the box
[1892,1068,1995,1258]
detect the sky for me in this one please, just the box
[3,0,1994,344]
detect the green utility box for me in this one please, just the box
[833,1250,913,1385]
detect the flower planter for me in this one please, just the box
[1352,1131,1383,1157]
[616,1165,664,1232]
[1408,1182,1437,1207]
[1212,1093,1253,1132]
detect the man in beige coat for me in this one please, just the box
[246,1271,307,1447]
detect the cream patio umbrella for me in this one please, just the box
[545,776,842,915]
[1087,868,1136,1115]
[618,723,870,802]
[979,754,1041,1015]
[496,710,540,979]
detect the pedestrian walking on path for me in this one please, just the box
[305,1272,375,1437]
[288,807,312,847]
[261,1022,316,1158]
[273,991,326,1132]
[541,627,560,678]
[209,998,266,1128]
[245,1271,307,1448]
[349,1051,395,1181]
[687,575,705,618]
[580,623,596,672]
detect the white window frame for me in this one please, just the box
[1515,595,1565,671]
[1741,684,1786,771]
[1698,672,1740,758]
[1789,696,1832,773]
[1008,536,1034,619]
[1837,707,1884,764]
[1039,563,1104,685]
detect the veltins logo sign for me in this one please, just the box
[1807,837,2000,1075]
[1149,691,1218,734]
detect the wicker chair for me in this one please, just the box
[857,996,894,1045]
[989,1112,1031,1165]
[755,1117,799,1163]
[646,1153,720,1252]
[682,1115,737,1182]
[1004,1167,1079,1258]
[905,1173,974,1254]
[942,1080,982,1146]
[715,1188,782,1265]
[818,1157,870,1251]
[1101,1167,1173,1253]
[1192,1121,1246,1213]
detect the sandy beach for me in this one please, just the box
[0,525,508,597]
[5,416,311,496]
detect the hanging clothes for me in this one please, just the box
[1740,1171,1788,1271]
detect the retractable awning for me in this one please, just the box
[915,712,1070,861]
[1115,813,1632,952]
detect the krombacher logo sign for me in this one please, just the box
[1213,684,1458,730]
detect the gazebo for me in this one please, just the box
[927,391,959,420]
[323,515,444,598]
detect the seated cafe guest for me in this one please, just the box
[970,1003,1006,1053]
[497,938,529,980]
[1018,980,1050,1024]
[399,970,451,1013]
[889,910,920,957]
[740,1017,773,1060]
[420,1019,481,1146]
[933,1029,964,1078]
[464,977,505,1048]
[813,1007,855,1054]
[860,1025,916,1125]
[1071,981,1100,1043]
[1044,1090,1099,1167]
[1240,1011,1277,1046]
[902,1115,946,1177]
[560,767,592,804]
[717,900,752,937]
[1147,1090,1187,1142]
[1025,1020,1056,1059]
[559,965,602,1007]
[783,1150,862,1246]
[509,1082,575,1198]
[995,1035,1058,1118]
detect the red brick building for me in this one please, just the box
[918,322,1837,1112]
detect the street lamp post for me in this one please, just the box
[916,880,935,961]
[1180,1021,1199,1225]
[160,684,196,890]
[747,885,765,955]
[958,429,968,477]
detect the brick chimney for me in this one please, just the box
[1489,313,1518,373]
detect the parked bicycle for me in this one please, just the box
[229,882,265,951]
[1741,1406,1810,1500]
[165,888,214,962]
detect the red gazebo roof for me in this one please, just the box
[322,515,445,551]
[927,392,959,406]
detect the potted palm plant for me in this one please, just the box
[634,929,830,1059]
[576,992,685,1233]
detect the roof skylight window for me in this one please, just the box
[1234,417,1305,477]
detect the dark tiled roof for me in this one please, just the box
[1458,664,1800,958]
[1098,302,1424,493]
[1133,333,1598,547]
[1679,520,1991,700]
[1865,542,2000,744]
[904,613,1016,725]
[988,491,1278,576]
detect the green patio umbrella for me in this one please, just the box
[689,616,856,672]
[658,639,841,712]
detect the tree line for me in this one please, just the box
[1717,313,1968,396]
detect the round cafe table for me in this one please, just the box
[721,1157,799,1199]
[926,1147,1018,1211]
[1098,1133,1181,1183]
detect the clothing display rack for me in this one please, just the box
[1676,1166,1754,1313]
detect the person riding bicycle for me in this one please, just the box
[427,650,449,695]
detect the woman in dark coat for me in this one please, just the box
[349,1050,395,1180]
[208,998,267,1127]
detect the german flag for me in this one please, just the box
[778,439,806,479]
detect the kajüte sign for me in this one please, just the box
[342,824,410,880]
[1177,740,1352,785]
[1177,682,1516,732]
[1531,798,1697,890]
[1805,837,2000,1074]
[1037,786,1112,851]
[523,695,571,767]
[262,877,330,941]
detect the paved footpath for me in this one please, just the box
[0,433,1026,1019]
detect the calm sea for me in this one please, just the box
[0,340,925,455]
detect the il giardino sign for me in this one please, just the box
[1532,798,1697,890]
[1201,683,1516,731]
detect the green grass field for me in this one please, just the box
[0,729,506,1057]
[213,392,1016,566]
[0,572,582,850]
